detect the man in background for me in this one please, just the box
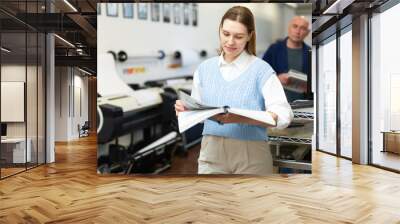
[262,16,311,102]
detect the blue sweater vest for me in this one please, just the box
[198,56,274,141]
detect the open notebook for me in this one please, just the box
[177,91,276,133]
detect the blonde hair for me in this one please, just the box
[218,6,256,55]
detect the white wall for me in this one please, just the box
[98,3,311,85]
[1,65,37,136]
[54,67,89,141]
[76,74,89,125]
[1,66,26,139]
[1,64,46,164]
[73,74,89,137]
[55,67,68,141]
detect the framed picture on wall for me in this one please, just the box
[137,3,148,20]
[183,3,189,26]
[192,3,198,27]
[97,3,101,15]
[163,3,171,23]
[151,3,160,22]
[106,3,118,17]
[123,3,134,18]
[173,3,181,25]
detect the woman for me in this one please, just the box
[175,6,293,174]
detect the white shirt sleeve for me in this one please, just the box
[262,74,293,129]
[191,69,202,101]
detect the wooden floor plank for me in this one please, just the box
[0,135,399,223]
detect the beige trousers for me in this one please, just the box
[198,135,273,175]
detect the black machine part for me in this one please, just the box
[97,103,162,144]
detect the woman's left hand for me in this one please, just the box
[268,111,278,124]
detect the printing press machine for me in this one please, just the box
[97,78,203,174]
[144,77,204,151]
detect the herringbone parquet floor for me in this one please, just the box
[1,135,400,223]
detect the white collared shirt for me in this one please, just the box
[191,51,293,129]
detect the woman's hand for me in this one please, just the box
[268,111,278,124]
[277,73,290,85]
[174,100,187,116]
[278,73,307,93]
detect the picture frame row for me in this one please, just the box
[98,3,198,26]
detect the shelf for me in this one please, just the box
[268,135,312,145]
[293,111,314,120]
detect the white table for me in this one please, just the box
[1,138,32,163]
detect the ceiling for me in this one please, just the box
[0,0,99,74]
[1,0,393,74]
[311,0,390,44]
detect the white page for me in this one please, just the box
[178,108,223,133]
[165,78,187,85]
[288,69,307,81]
[179,91,216,110]
[97,53,134,96]
[134,88,162,107]
[228,108,276,126]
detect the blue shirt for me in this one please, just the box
[262,37,311,102]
